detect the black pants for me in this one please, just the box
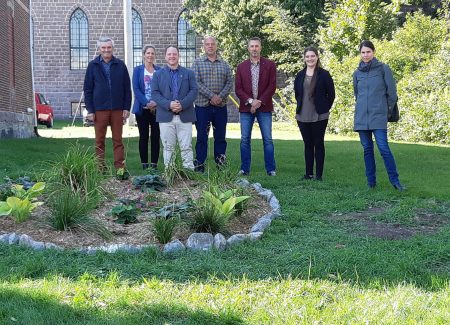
[297,119,328,178]
[136,110,160,165]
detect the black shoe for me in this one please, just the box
[315,176,323,181]
[150,163,158,170]
[393,183,406,191]
[302,174,314,180]
[194,164,205,173]
[142,163,149,170]
[368,183,376,189]
[239,170,249,176]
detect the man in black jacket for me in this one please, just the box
[83,37,132,173]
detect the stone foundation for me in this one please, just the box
[0,111,35,138]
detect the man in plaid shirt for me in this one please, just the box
[192,35,233,172]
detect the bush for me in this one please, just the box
[47,187,112,239]
[152,216,179,244]
[44,143,104,206]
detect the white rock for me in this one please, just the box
[252,183,263,192]
[0,233,10,243]
[258,190,274,202]
[269,196,280,211]
[213,233,227,251]
[227,234,249,246]
[249,232,263,241]
[163,239,185,254]
[186,233,214,251]
[18,234,33,247]
[31,241,45,250]
[250,218,272,233]
[44,242,62,250]
[8,233,19,244]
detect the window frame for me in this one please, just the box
[69,8,89,70]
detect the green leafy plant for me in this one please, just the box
[152,216,179,244]
[116,168,130,181]
[132,174,166,192]
[191,190,250,233]
[46,188,112,239]
[4,197,43,223]
[10,182,45,200]
[111,204,139,224]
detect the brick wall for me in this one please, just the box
[0,0,34,138]
[32,0,186,119]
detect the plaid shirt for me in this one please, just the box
[192,55,232,107]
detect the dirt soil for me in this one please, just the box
[330,206,449,240]
[0,178,272,249]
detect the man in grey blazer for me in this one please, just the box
[151,46,198,169]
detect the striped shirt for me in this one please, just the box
[192,55,232,107]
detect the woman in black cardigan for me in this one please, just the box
[294,47,335,181]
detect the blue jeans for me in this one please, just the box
[240,112,276,173]
[358,129,400,186]
[195,105,227,165]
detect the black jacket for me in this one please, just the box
[294,67,335,115]
[83,55,132,114]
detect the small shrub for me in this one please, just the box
[47,187,112,239]
[1,197,42,223]
[111,204,139,224]
[132,174,166,192]
[152,216,179,244]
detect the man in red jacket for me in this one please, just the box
[235,37,277,176]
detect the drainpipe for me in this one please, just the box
[123,0,134,126]
[29,0,39,137]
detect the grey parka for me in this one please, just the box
[353,58,397,130]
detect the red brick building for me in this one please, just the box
[0,0,34,138]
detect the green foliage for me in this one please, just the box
[44,143,104,204]
[184,0,303,73]
[46,187,112,239]
[152,216,179,244]
[10,182,45,200]
[191,190,250,233]
[4,196,42,223]
[0,181,45,222]
[116,168,130,181]
[111,204,139,224]
[154,201,193,219]
[376,12,448,79]
[318,0,401,61]
[132,174,166,192]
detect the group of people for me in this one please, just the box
[83,36,404,190]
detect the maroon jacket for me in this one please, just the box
[235,57,277,113]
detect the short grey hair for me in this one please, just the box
[97,36,114,49]
[202,35,217,44]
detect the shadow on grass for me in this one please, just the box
[0,288,246,325]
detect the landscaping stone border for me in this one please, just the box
[0,179,281,254]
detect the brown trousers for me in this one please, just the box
[94,110,125,169]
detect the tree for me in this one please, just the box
[184,0,303,73]
[318,0,402,61]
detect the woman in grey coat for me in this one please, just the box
[353,40,405,190]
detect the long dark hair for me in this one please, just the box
[303,46,321,98]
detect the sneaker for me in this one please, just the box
[239,170,249,176]
[302,174,314,180]
[315,176,323,181]
[267,171,276,176]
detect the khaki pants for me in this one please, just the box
[94,110,125,169]
[159,115,194,169]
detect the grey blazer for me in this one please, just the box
[151,65,198,123]
[353,59,397,131]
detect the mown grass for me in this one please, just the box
[0,129,449,324]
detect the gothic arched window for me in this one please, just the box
[69,8,89,69]
[177,12,196,68]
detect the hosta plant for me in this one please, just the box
[111,204,139,224]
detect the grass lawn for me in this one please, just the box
[0,127,449,324]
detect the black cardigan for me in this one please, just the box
[294,67,335,115]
